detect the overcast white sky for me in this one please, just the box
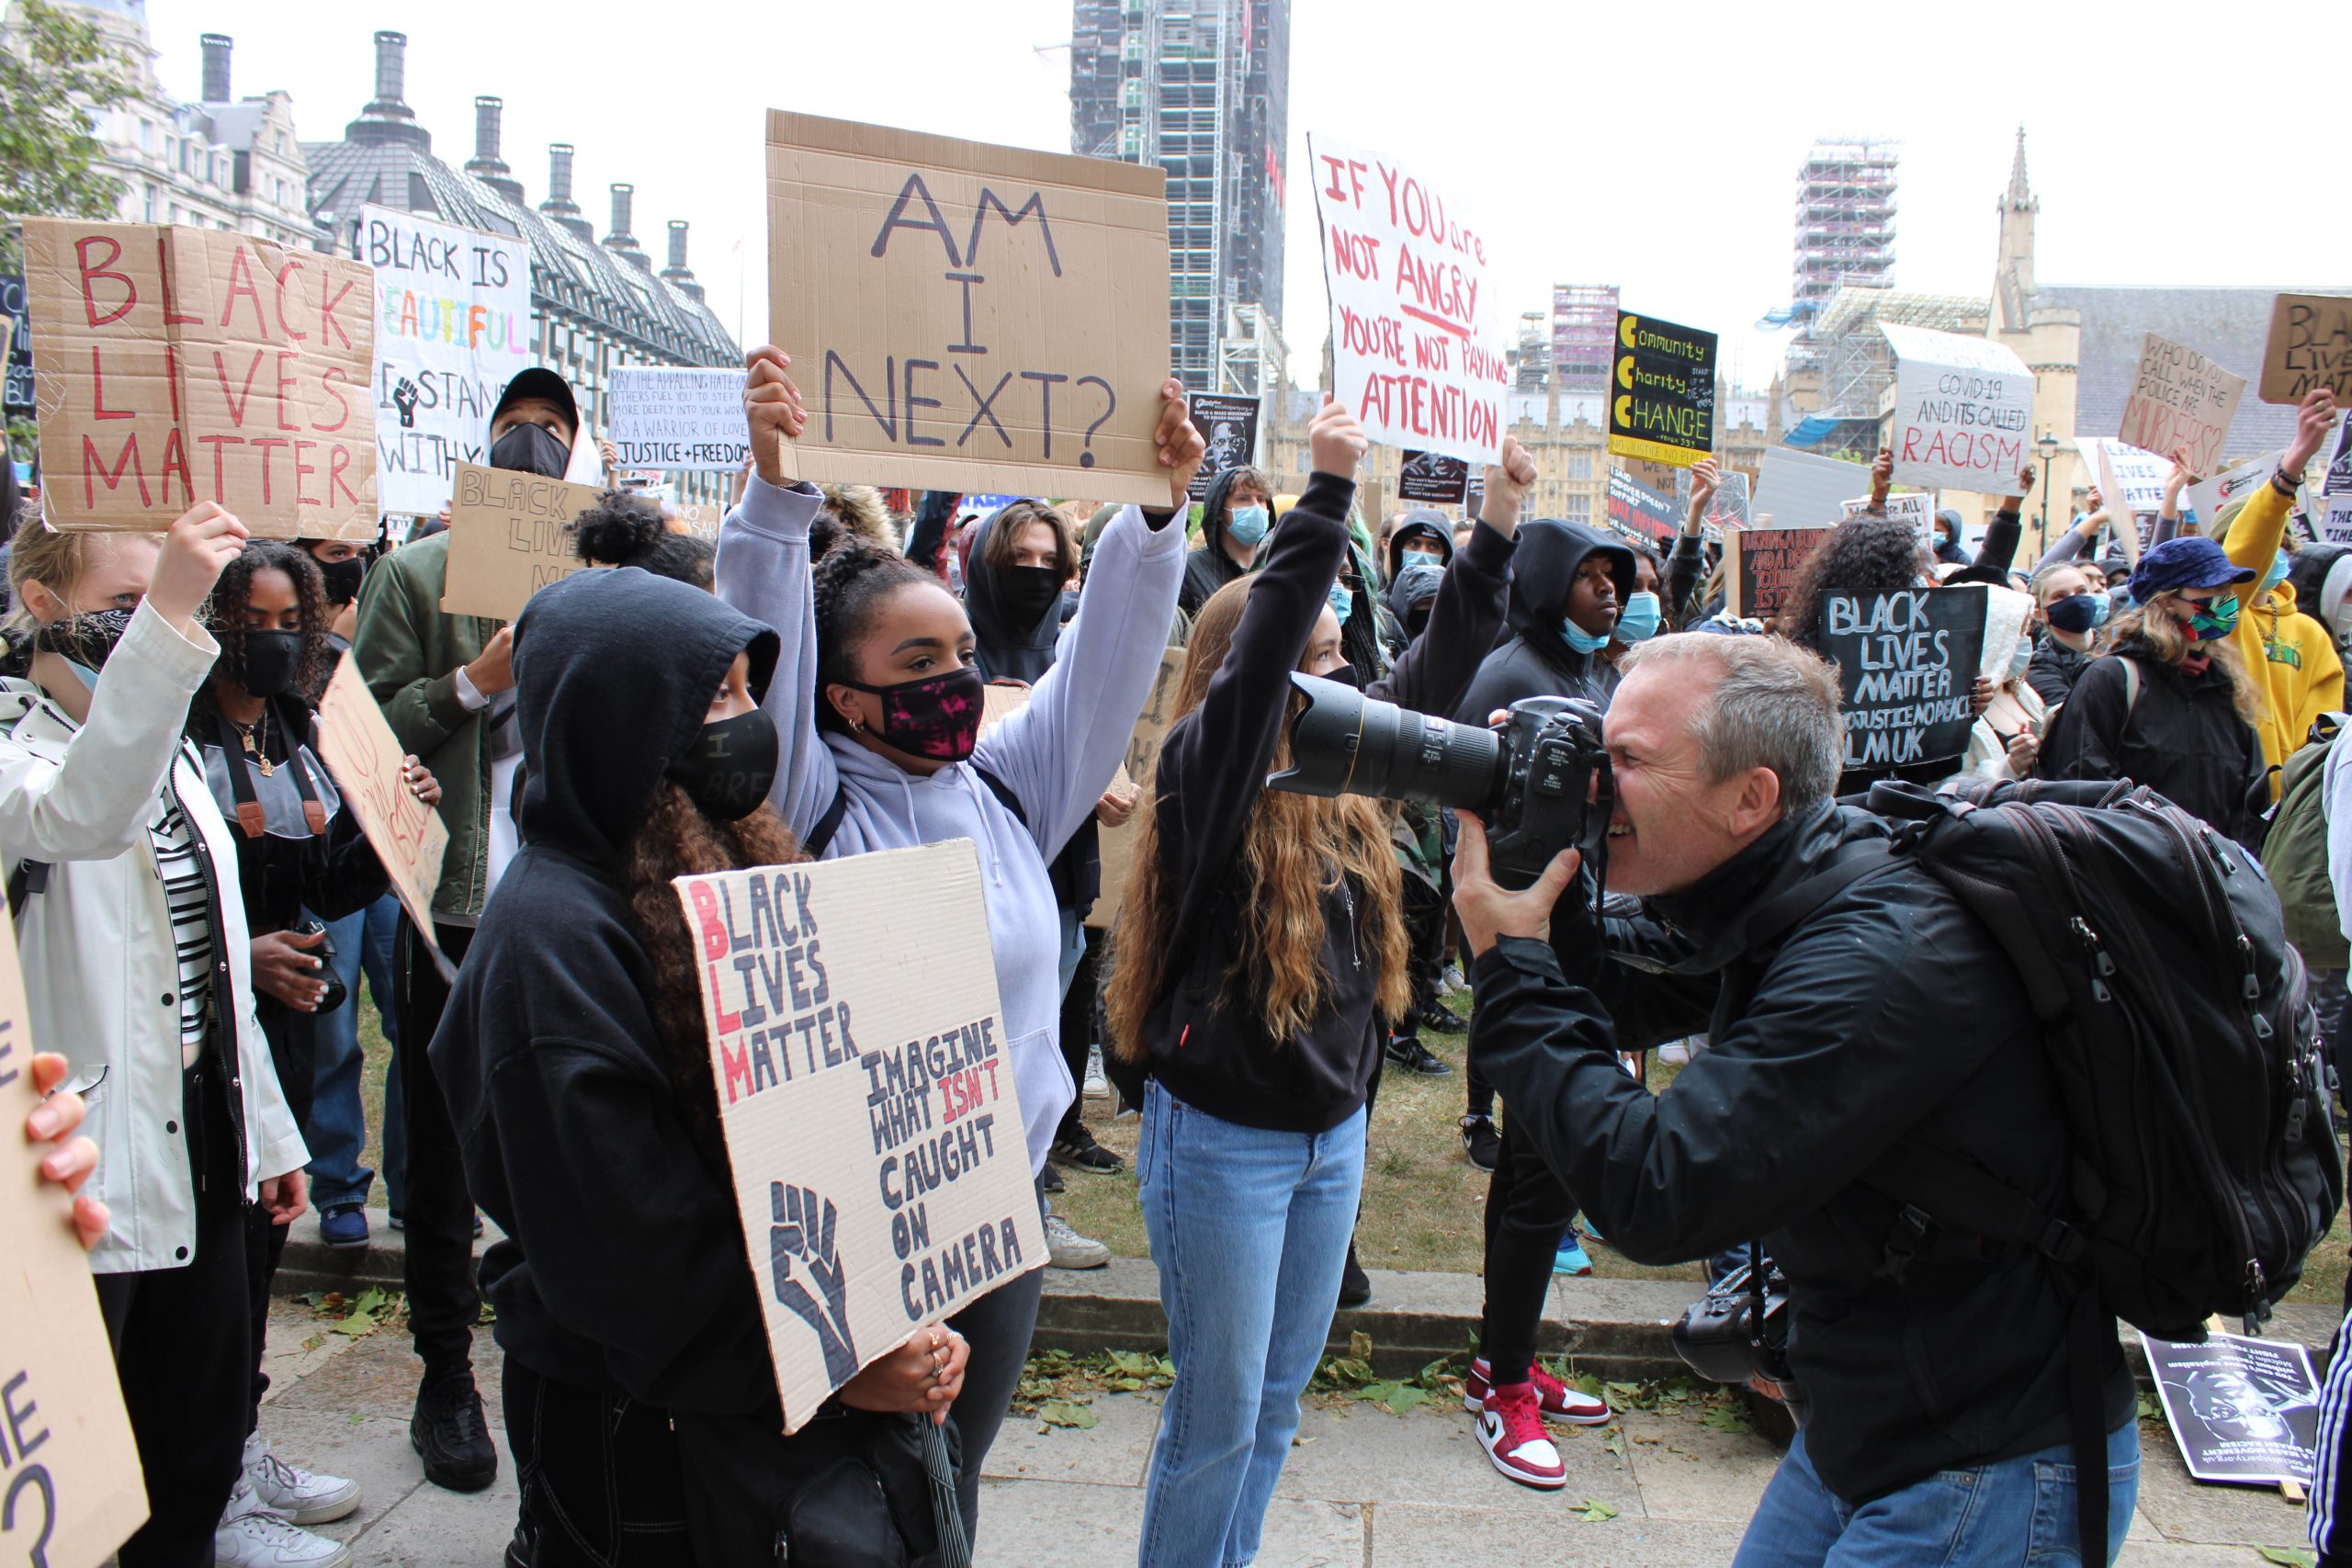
[149,0,2333,395]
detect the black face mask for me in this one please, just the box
[317,554,367,606]
[1406,602,1432,639]
[668,708,780,821]
[35,609,136,671]
[232,629,305,700]
[1317,662,1363,691]
[489,422,571,478]
[1000,565,1063,628]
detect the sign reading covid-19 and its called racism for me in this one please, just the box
[766,111,1173,505]
[357,205,534,516]
[1309,134,1505,467]
[1880,322,2034,495]
[19,218,377,537]
[1606,310,1716,468]
[674,842,1046,1432]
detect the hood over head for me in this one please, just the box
[962,502,1062,682]
[513,566,779,866]
[1504,520,1637,658]
[1199,467,1264,557]
[1385,510,1455,580]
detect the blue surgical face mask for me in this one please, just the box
[1227,504,1270,547]
[1614,591,1662,644]
[1561,616,1612,655]
[1329,581,1353,622]
[2259,551,2291,595]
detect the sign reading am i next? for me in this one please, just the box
[675,842,1044,1432]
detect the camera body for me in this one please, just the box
[289,917,348,1015]
[1266,675,1612,890]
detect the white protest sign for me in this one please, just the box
[1881,322,2034,493]
[1842,491,1935,543]
[1308,134,1506,466]
[1752,447,1867,529]
[2118,332,2247,475]
[2187,451,2284,533]
[2142,1330,2321,1488]
[2087,438,2169,549]
[359,206,534,515]
[673,842,1045,1431]
[607,367,750,471]
[2321,413,2352,545]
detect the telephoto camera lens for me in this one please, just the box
[1266,673,1504,810]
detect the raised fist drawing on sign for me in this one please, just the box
[392,377,421,429]
[770,1181,858,1385]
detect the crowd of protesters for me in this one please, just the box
[7,330,2352,1568]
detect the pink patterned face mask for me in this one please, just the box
[839,665,987,761]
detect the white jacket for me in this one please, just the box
[0,601,308,1275]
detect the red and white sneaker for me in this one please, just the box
[1475,1381,1567,1489]
[1462,1358,1612,1426]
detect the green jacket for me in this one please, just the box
[350,533,501,919]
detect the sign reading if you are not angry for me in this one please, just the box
[766,111,1172,505]
[674,842,1046,1431]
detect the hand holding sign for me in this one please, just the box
[1683,457,1721,536]
[148,502,250,640]
[745,345,811,490]
[26,1052,107,1251]
[844,1324,969,1421]
[2287,389,2341,477]
[1481,435,1537,532]
[1309,398,1368,480]
[1152,378,1207,511]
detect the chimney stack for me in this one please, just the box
[348,29,427,145]
[370,30,409,114]
[605,184,650,268]
[662,220,705,301]
[465,95,524,204]
[199,33,231,103]
[538,144,592,241]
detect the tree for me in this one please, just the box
[0,0,136,272]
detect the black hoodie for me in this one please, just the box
[430,566,782,1410]
[1456,520,1635,722]
[964,503,1061,682]
[1179,468,1262,617]
[1383,511,1454,582]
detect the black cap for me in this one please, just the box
[491,367,580,440]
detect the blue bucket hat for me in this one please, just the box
[2130,536,2256,605]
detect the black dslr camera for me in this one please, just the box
[1265,674,1612,891]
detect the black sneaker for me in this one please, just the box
[1384,1033,1453,1077]
[1419,1000,1467,1036]
[1051,1127,1125,1174]
[1337,1243,1372,1308]
[411,1369,498,1493]
[1460,1113,1500,1170]
[1039,1164,1065,1193]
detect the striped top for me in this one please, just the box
[149,790,213,1069]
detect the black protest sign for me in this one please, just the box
[2143,1331,2320,1487]
[1608,310,1716,468]
[1735,526,1831,621]
[0,275,29,414]
[1819,586,1986,772]
[1398,448,1470,504]
[1605,467,1677,544]
[1464,475,1486,519]
[1188,394,1261,502]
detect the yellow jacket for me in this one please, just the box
[2221,483,2342,790]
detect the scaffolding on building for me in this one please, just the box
[1784,138,1898,380]
[1217,300,1289,397]
[1809,288,1986,423]
[1551,284,1617,391]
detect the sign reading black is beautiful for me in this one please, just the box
[673,842,1045,1431]
[1818,585,1987,773]
[1607,310,1716,468]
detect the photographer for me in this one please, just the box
[1450,632,2136,1566]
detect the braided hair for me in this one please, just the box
[811,542,941,734]
[192,540,334,724]
[571,491,715,589]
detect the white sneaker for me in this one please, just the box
[1083,1043,1110,1101]
[1659,1040,1692,1066]
[1044,1212,1110,1269]
[1442,964,1467,994]
[244,1432,361,1525]
[216,1476,352,1568]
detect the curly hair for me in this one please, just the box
[1785,512,1931,647]
[192,540,334,719]
[570,491,715,589]
[625,782,806,1154]
[810,543,956,734]
[1106,576,1412,1058]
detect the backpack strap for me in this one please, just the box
[6,859,47,924]
[800,763,1027,860]
[1860,1138,2088,1275]
[1739,842,1905,953]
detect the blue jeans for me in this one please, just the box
[1733,1422,2141,1567]
[304,895,403,1212]
[1137,1081,1364,1568]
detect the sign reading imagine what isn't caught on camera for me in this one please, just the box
[673,842,1046,1431]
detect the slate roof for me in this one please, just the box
[2035,285,2339,460]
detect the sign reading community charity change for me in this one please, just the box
[673,842,1046,1431]
[2118,332,2246,477]
[19,218,376,537]
[766,111,1171,506]
[1308,134,1506,467]
[1817,585,1987,772]
[1879,322,2033,494]
[0,907,151,1567]
[608,367,751,471]
[358,205,533,515]
[1607,310,1716,468]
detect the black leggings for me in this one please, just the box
[503,1359,694,1567]
[1478,1119,1577,1386]
[395,918,481,1380]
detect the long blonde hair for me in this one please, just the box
[2116,595,2264,725]
[1107,576,1411,1057]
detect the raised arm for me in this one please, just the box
[1369,435,1526,716]
[2223,389,2338,574]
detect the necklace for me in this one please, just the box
[232,709,276,778]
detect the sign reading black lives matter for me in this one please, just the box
[1607,310,1716,468]
[1186,393,1260,501]
[1397,448,1470,504]
[674,842,1046,1431]
[1818,586,1987,773]
[2142,1331,2321,1487]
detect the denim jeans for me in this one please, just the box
[1137,1080,1365,1568]
[1732,1421,2140,1567]
[305,894,404,1212]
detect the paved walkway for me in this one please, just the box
[249,1302,2312,1567]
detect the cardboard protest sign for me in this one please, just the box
[1397,449,1469,505]
[673,842,1046,1429]
[1187,394,1260,502]
[0,908,150,1566]
[2260,293,2352,404]
[1752,448,1866,529]
[2089,438,2168,551]
[1734,525,1830,621]
[316,655,449,959]
[1817,585,1987,773]
[2142,1331,2320,1487]
[358,206,533,515]
[1087,644,1187,929]
[2118,332,2247,475]
[1308,134,1506,467]
[438,461,607,620]
[1605,467,1677,543]
[0,273,34,414]
[766,111,1170,505]
[1607,310,1715,468]
[608,367,752,472]
[2186,450,2284,532]
[1880,322,2033,494]
[19,218,375,537]
[672,501,726,542]
[1978,587,2034,684]
[1676,466,1750,528]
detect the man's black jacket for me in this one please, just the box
[1471,801,2132,1503]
